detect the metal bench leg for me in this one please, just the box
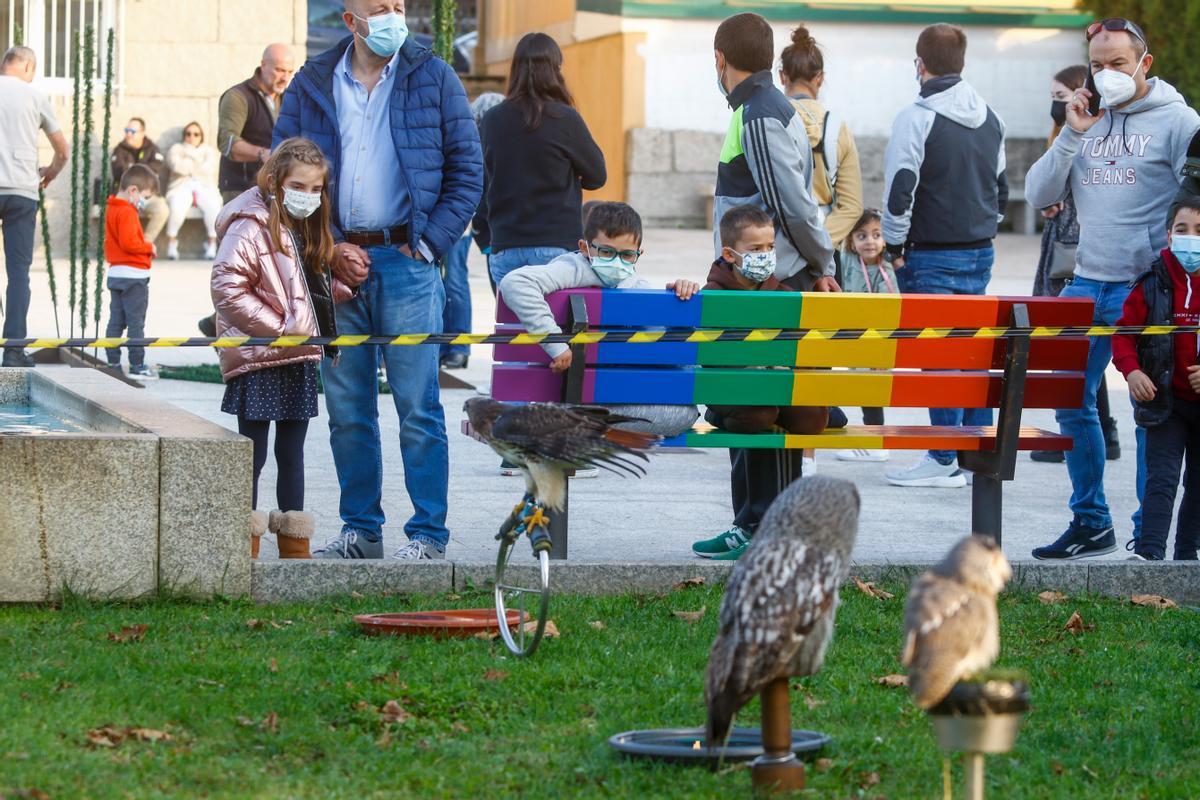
[971,473,1003,544]
[549,479,569,561]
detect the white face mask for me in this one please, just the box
[1095,56,1146,108]
[282,188,321,220]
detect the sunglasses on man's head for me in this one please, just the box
[588,241,642,265]
[1086,17,1147,47]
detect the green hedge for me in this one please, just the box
[1081,1,1200,105]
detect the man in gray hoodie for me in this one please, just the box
[1025,18,1200,560]
[882,24,1008,489]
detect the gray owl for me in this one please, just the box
[705,476,861,745]
[902,535,1012,709]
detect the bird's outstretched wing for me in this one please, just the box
[490,403,658,477]
[902,576,993,709]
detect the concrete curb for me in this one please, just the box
[250,559,1200,604]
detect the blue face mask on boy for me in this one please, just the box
[355,11,408,58]
[1171,234,1200,273]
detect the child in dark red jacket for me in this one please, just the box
[1112,198,1200,560]
[103,164,158,378]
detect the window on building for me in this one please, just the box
[0,0,123,94]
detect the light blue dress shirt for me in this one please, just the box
[333,44,411,236]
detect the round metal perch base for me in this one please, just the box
[494,535,551,658]
[606,727,830,764]
[353,609,523,639]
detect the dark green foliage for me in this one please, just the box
[94,28,116,337]
[1081,1,1200,104]
[68,35,81,336]
[432,0,457,64]
[157,363,391,394]
[38,191,59,337]
[78,27,95,334]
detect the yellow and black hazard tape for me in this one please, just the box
[1,325,1198,350]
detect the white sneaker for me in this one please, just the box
[203,241,217,260]
[802,457,817,476]
[390,540,445,561]
[885,454,966,488]
[166,241,179,260]
[572,467,599,479]
[836,448,890,463]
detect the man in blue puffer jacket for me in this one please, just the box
[274,3,482,562]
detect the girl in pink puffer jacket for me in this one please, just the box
[211,137,351,559]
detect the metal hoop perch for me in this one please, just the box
[494,535,551,657]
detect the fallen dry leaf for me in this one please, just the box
[1038,591,1068,604]
[379,700,411,725]
[671,606,707,623]
[375,727,392,747]
[858,771,881,789]
[260,712,279,733]
[1064,610,1095,635]
[1130,594,1178,610]
[876,674,908,688]
[234,716,256,727]
[852,576,895,600]
[451,721,470,733]
[483,669,509,682]
[815,757,834,773]
[588,620,605,630]
[107,624,148,643]
[523,619,560,638]
[196,678,224,688]
[350,591,364,599]
[803,693,826,711]
[85,725,171,748]
[672,576,706,591]
[269,620,293,630]
[1051,760,1065,776]
[268,659,278,674]
[445,593,462,601]
[245,619,264,629]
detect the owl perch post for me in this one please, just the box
[752,679,805,792]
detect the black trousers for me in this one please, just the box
[730,447,804,533]
[238,417,309,511]
[1140,399,1200,560]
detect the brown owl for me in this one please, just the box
[902,535,1012,709]
[704,476,861,745]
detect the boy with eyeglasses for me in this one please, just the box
[497,201,701,440]
[498,201,698,374]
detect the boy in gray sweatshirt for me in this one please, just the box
[497,202,700,436]
[1024,18,1200,561]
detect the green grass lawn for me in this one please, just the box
[0,584,1196,799]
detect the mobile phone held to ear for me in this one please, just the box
[1084,71,1102,116]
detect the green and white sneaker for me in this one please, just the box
[692,525,752,559]
[711,541,750,561]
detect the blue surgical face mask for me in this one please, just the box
[590,254,636,287]
[734,250,776,283]
[1171,234,1200,273]
[355,11,408,58]
[134,195,147,212]
[716,65,728,98]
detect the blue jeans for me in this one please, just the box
[897,246,995,463]
[440,233,473,359]
[488,246,569,289]
[1055,276,1146,531]
[0,194,38,341]
[322,246,449,550]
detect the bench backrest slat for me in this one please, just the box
[492,364,1083,410]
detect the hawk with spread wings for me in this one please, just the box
[464,398,659,515]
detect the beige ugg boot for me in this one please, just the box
[270,510,314,559]
[250,510,269,559]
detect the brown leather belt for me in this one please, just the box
[343,226,409,247]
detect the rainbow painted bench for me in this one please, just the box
[482,289,1093,557]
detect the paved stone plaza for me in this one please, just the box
[21,231,1146,565]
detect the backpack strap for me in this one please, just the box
[819,111,841,202]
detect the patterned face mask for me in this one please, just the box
[734,250,777,283]
[282,188,322,220]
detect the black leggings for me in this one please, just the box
[238,417,308,511]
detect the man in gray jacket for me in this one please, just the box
[1025,18,1200,560]
[882,24,1008,490]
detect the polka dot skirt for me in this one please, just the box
[222,362,319,421]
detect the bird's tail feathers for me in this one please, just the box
[706,694,736,750]
[604,427,660,453]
